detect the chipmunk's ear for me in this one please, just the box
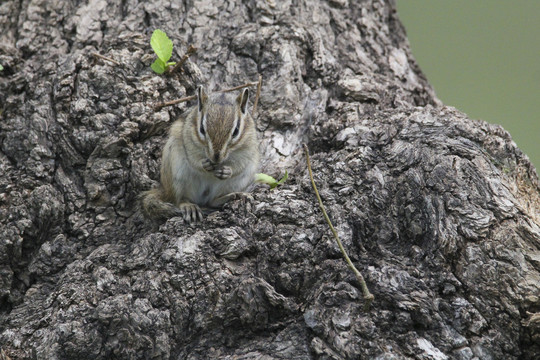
[197,86,208,112]
[237,88,249,114]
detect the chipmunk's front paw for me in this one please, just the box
[214,166,232,179]
[202,159,216,172]
[179,202,204,223]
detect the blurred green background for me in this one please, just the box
[396,0,539,170]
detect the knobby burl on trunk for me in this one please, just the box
[0,0,539,359]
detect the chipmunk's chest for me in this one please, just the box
[190,177,220,205]
[173,164,229,206]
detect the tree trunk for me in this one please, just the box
[1,0,539,359]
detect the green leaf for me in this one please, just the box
[0,64,3,71]
[151,58,166,74]
[151,29,173,63]
[166,62,176,67]
[275,171,289,187]
[255,173,277,185]
[255,171,288,189]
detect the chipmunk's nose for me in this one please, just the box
[209,147,228,164]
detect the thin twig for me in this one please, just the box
[154,95,197,111]
[153,80,260,111]
[303,143,374,310]
[169,44,197,74]
[92,52,120,66]
[252,73,262,114]
[218,81,259,93]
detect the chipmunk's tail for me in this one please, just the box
[139,188,182,220]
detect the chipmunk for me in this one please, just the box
[140,86,259,222]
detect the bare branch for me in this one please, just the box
[218,81,259,93]
[154,80,261,111]
[169,44,197,74]
[252,74,262,114]
[91,52,120,66]
[303,143,374,310]
[153,95,197,111]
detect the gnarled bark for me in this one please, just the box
[0,0,539,359]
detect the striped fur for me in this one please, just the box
[140,86,259,222]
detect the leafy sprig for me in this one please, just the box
[150,29,176,74]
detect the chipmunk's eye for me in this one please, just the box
[199,118,206,137]
[232,121,240,138]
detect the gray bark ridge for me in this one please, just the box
[0,0,539,359]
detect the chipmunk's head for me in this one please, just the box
[194,86,250,164]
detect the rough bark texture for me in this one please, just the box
[1,0,539,359]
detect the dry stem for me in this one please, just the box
[91,52,120,66]
[153,95,197,111]
[252,74,262,114]
[303,143,374,310]
[169,44,197,74]
[218,81,259,93]
[154,79,262,111]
